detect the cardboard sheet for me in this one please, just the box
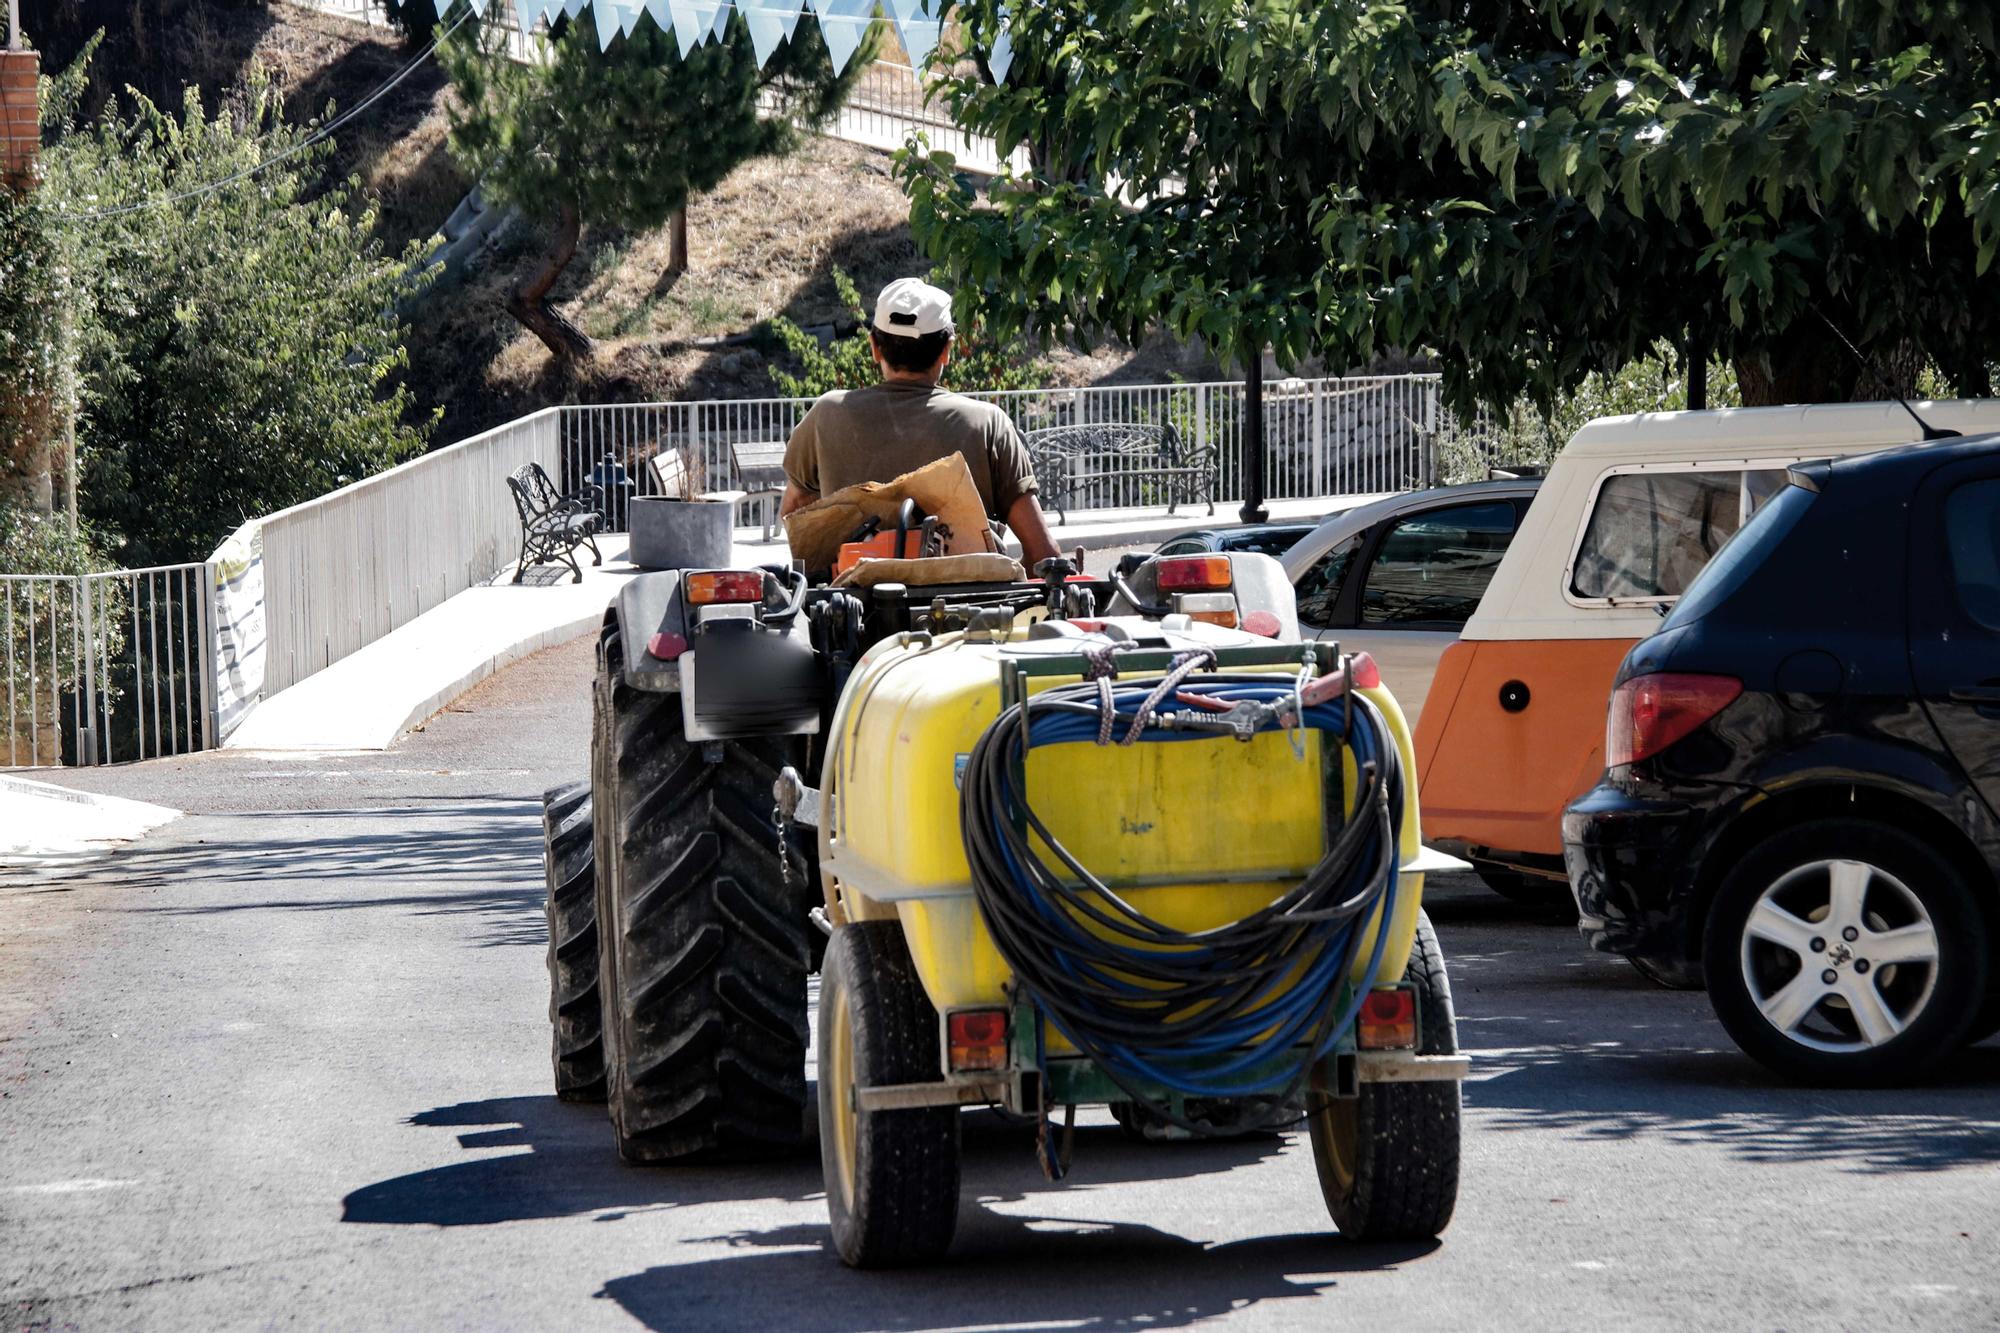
[783,454,999,575]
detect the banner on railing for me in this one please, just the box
[210,519,267,742]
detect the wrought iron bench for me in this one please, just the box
[507,462,604,584]
[1024,422,1216,525]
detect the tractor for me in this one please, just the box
[540,485,1468,1268]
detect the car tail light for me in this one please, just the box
[686,570,764,605]
[1173,592,1239,628]
[1606,672,1742,768]
[1357,987,1417,1050]
[1156,555,1233,591]
[946,1009,1009,1072]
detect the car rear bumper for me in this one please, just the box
[1562,783,1707,963]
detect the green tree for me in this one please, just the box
[37,58,433,565]
[902,2,2000,417]
[441,9,877,364]
[767,267,1048,397]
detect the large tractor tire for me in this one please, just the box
[591,626,815,1162]
[1308,910,1462,1243]
[543,780,606,1102]
[818,922,962,1268]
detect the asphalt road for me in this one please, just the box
[5,633,1999,1330]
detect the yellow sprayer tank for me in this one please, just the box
[818,622,1427,1033]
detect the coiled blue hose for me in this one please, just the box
[959,668,1406,1134]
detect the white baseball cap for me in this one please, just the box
[873,278,956,338]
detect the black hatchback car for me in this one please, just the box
[1564,436,2000,1084]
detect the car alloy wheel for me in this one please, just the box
[1738,858,1939,1052]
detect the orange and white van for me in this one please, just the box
[1415,399,2000,895]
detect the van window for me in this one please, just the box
[1361,501,1517,627]
[1571,469,1787,601]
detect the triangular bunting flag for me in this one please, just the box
[989,8,1014,83]
[667,0,719,56]
[592,0,622,48]
[739,0,788,64]
[642,0,673,37]
[465,0,488,19]
[808,0,875,74]
[709,0,732,42]
[512,0,540,38]
[895,13,942,71]
[562,0,587,20]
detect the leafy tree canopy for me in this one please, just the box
[34,51,433,565]
[441,9,878,361]
[903,1,2000,415]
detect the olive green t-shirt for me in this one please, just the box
[782,381,1038,522]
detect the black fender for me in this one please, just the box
[610,571,689,693]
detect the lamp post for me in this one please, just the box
[1237,351,1268,525]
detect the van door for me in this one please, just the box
[1908,461,2000,819]
[1330,499,1520,730]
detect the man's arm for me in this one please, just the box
[779,482,816,518]
[1006,493,1062,571]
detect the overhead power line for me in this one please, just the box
[52,4,476,224]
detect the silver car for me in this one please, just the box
[1280,479,1542,729]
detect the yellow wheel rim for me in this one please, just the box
[1307,1066,1359,1204]
[826,978,858,1211]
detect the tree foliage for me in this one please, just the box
[441,9,878,361]
[34,56,433,565]
[903,1,2000,414]
[767,268,1048,397]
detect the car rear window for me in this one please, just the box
[1571,468,1789,601]
[1661,482,1817,631]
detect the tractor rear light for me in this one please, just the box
[686,570,765,605]
[946,1009,1009,1072]
[1356,986,1417,1050]
[1155,555,1233,592]
[1173,592,1239,628]
[1606,672,1742,768]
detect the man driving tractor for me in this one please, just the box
[778,278,1062,570]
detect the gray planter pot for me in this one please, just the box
[629,497,732,571]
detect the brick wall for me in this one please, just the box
[1,48,39,189]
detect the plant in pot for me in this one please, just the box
[629,445,734,571]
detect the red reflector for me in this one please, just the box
[1347,651,1380,689]
[1357,987,1417,1050]
[1606,672,1742,768]
[1155,555,1233,591]
[686,570,764,605]
[647,632,688,662]
[947,1009,1008,1072]
[1241,610,1282,638]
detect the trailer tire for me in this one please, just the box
[819,922,961,1268]
[592,626,814,1162]
[544,780,606,1102]
[1308,910,1461,1243]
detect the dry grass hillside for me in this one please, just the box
[82,3,1217,443]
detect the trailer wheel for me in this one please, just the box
[591,626,814,1162]
[1308,910,1461,1242]
[543,780,606,1102]
[819,922,961,1268]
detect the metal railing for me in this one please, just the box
[3,565,217,768]
[556,375,1496,531]
[258,409,559,694]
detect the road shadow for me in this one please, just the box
[600,1218,1434,1332]
[341,1095,821,1227]
[339,1096,1289,1230]
[93,803,544,947]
